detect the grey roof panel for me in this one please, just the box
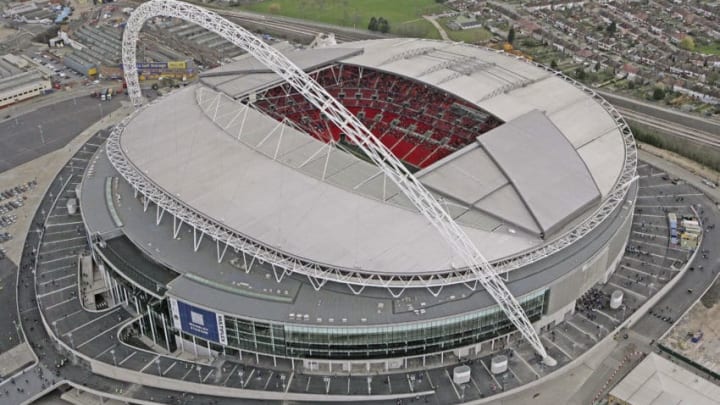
[419,145,508,205]
[121,86,540,275]
[477,110,601,234]
[202,47,363,98]
[474,184,541,235]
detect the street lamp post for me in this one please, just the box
[12,320,21,342]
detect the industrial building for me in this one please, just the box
[63,24,194,78]
[608,353,720,405]
[0,57,51,108]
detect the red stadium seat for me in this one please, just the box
[252,64,502,168]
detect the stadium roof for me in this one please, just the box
[119,38,628,276]
[476,110,600,234]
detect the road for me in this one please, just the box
[209,7,385,43]
[0,96,123,173]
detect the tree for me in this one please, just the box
[507,26,515,44]
[378,17,390,33]
[652,87,665,100]
[679,35,696,51]
[595,61,601,71]
[708,71,719,86]
[550,59,558,70]
[606,21,616,35]
[575,67,586,80]
[368,16,378,31]
[268,3,281,13]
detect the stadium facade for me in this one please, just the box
[79,36,637,375]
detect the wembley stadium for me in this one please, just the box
[79,35,637,376]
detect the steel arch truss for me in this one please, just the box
[121,0,553,359]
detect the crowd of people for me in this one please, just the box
[575,288,609,321]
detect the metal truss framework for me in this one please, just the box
[120,0,561,360]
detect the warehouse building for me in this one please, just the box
[609,353,720,405]
[0,70,51,108]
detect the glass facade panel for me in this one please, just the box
[207,289,547,360]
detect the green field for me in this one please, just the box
[697,41,720,56]
[238,0,447,38]
[437,17,493,43]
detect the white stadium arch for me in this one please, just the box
[121,0,555,363]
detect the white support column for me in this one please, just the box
[217,239,230,263]
[147,305,157,345]
[173,215,183,239]
[155,204,165,225]
[161,313,171,351]
[193,227,204,251]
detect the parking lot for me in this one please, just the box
[0,95,122,173]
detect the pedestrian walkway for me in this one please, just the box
[423,16,450,41]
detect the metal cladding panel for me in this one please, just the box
[474,184,541,235]
[549,97,618,149]
[478,110,601,234]
[419,145,508,205]
[577,130,626,197]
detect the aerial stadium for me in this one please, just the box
[75,0,637,389]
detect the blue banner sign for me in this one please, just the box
[170,298,227,344]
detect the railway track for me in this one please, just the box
[217,11,379,43]
[617,107,720,149]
